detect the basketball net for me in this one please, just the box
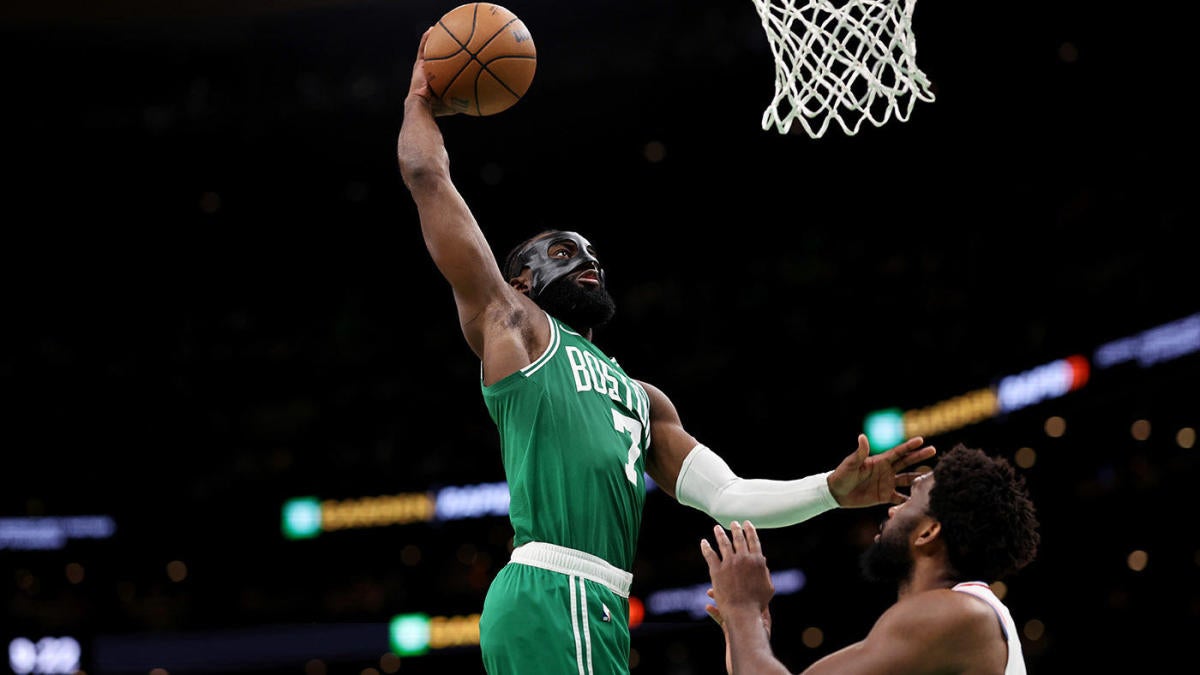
[752,0,934,138]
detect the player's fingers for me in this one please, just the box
[411,29,434,94]
[744,521,762,555]
[700,538,720,571]
[893,467,931,487]
[894,441,934,467]
[730,520,747,553]
[854,434,871,462]
[418,26,431,55]
[887,449,927,475]
[714,524,734,558]
[414,27,434,73]
[914,444,937,463]
[705,604,723,625]
[880,437,916,463]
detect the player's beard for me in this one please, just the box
[535,276,616,334]
[859,519,917,587]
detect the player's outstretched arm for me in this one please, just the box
[397,27,519,358]
[642,381,934,527]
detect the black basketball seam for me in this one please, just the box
[473,56,535,107]
[471,19,531,115]
[429,3,482,100]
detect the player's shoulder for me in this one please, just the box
[902,587,997,614]
[634,378,659,394]
[883,588,998,639]
[871,589,1008,673]
[634,379,668,405]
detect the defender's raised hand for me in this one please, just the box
[702,521,775,618]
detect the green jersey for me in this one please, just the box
[481,312,651,571]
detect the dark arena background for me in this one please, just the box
[3,1,1197,673]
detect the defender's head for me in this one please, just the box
[862,444,1040,586]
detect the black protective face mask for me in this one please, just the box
[517,232,604,299]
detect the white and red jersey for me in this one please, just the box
[951,581,1027,675]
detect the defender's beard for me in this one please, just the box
[859,521,916,587]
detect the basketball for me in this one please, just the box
[423,3,537,117]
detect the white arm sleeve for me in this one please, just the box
[674,444,839,528]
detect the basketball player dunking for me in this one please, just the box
[397,27,936,675]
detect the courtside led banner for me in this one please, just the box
[283,476,658,539]
[281,482,507,539]
[863,311,1199,449]
[386,568,805,656]
[864,355,1088,450]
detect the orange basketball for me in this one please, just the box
[423,3,537,117]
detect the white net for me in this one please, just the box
[752,0,935,138]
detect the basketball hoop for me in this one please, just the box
[752,0,935,138]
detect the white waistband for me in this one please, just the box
[509,542,632,598]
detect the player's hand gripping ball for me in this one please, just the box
[423,3,536,116]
